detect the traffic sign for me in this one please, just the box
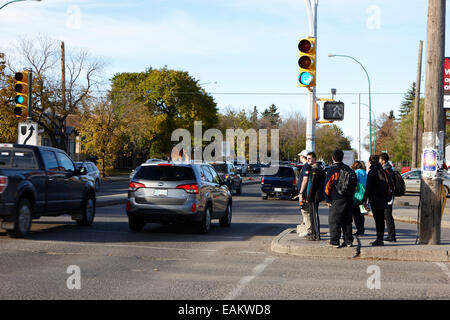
[18,122,38,145]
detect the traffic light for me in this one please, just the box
[321,101,345,121]
[298,37,316,89]
[13,70,30,118]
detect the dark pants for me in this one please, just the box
[372,208,385,241]
[308,201,320,239]
[384,204,396,239]
[352,204,365,234]
[329,198,353,245]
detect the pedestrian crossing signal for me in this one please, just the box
[321,101,345,121]
[298,37,316,89]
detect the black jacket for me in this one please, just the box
[363,162,389,211]
[306,163,325,203]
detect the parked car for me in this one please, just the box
[260,165,298,200]
[126,162,232,234]
[211,162,242,195]
[402,169,450,197]
[0,144,96,238]
[75,161,101,191]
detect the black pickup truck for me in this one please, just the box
[0,144,96,238]
[260,165,298,200]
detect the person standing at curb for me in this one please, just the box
[363,154,391,246]
[379,152,397,242]
[297,150,312,237]
[302,151,325,241]
[351,161,367,235]
[325,149,355,248]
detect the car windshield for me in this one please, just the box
[212,164,227,173]
[134,165,196,181]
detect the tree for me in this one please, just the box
[2,35,106,151]
[279,113,306,160]
[261,104,281,127]
[0,52,19,142]
[374,112,397,154]
[315,125,352,163]
[111,67,219,157]
[398,82,416,118]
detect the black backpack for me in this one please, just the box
[391,170,406,197]
[335,166,357,197]
[378,169,393,198]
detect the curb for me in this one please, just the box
[271,228,450,262]
[367,212,450,229]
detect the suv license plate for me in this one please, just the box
[275,188,282,192]
[154,189,168,196]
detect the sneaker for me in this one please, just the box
[384,237,396,242]
[371,240,384,246]
[305,234,319,241]
[341,242,353,248]
[298,231,308,237]
[328,241,340,248]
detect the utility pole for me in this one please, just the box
[61,41,67,152]
[358,93,361,160]
[304,0,318,152]
[420,0,446,245]
[412,40,423,169]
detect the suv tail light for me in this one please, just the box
[176,184,199,194]
[261,177,264,184]
[293,178,296,185]
[0,176,7,194]
[129,181,146,191]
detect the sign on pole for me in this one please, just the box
[445,57,450,109]
[18,122,38,146]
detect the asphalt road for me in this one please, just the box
[0,182,449,300]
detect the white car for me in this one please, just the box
[402,169,450,197]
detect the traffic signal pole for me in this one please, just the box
[304,0,318,152]
[27,69,32,121]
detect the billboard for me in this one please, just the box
[445,57,450,109]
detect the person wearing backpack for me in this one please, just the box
[379,153,396,242]
[324,149,356,248]
[351,161,367,235]
[363,154,390,246]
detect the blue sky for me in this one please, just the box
[1,0,449,161]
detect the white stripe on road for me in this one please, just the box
[434,262,450,279]
[14,240,217,253]
[224,256,276,300]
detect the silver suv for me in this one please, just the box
[126,162,232,234]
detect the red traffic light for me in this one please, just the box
[298,56,313,69]
[298,39,313,53]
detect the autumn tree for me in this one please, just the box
[0,52,19,142]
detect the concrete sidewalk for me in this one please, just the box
[271,204,450,262]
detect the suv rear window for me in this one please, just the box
[134,165,196,181]
[273,167,294,177]
[0,148,38,169]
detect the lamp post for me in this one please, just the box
[0,0,41,10]
[352,100,376,159]
[328,54,372,153]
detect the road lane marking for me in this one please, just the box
[12,240,217,253]
[224,256,276,300]
[434,262,450,279]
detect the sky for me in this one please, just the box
[1,0,449,161]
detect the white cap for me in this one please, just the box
[297,150,309,157]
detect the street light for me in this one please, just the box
[352,101,376,159]
[328,54,373,153]
[0,0,41,10]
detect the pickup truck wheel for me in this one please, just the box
[219,202,232,227]
[198,205,211,234]
[7,199,32,238]
[76,194,95,226]
[261,193,268,200]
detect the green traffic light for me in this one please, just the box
[299,72,313,85]
[14,95,24,104]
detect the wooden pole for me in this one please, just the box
[412,40,423,169]
[419,0,446,245]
